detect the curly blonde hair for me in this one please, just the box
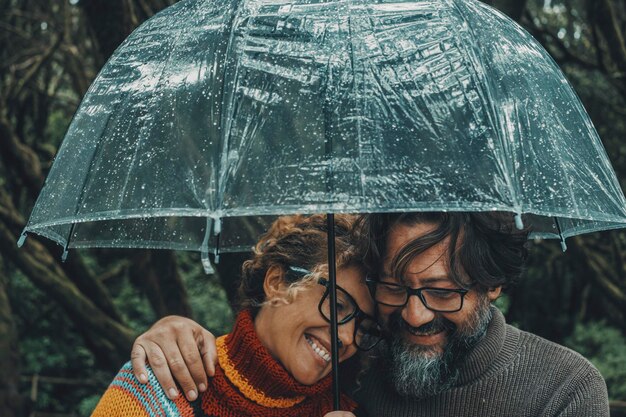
[237,214,365,311]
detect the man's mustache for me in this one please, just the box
[388,311,456,337]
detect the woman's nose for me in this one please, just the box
[337,319,356,348]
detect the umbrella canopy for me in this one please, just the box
[21,0,626,256]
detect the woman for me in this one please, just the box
[91,214,379,417]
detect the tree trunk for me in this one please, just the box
[0,260,26,417]
[482,0,528,22]
[216,252,252,310]
[0,115,44,197]
[0,220,135,370]
[80,0,136,66]
[0,186,123,323]
[129,250,193,318]
[80,0,177,66]
[588,0,626,92]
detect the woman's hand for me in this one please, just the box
[131,315,217,401]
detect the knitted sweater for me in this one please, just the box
[91,309,357,417]
[352,307,609,417]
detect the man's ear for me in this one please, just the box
[487,286,502,301]
[263,265,287,300]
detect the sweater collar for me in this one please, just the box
[217,309,333,408]
[455,306,517,386]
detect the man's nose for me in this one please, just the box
[401,294,436,328]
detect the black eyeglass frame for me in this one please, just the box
[365,276,470,313]
[286,266,383,351]
[317,278,383,351]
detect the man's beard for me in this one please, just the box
[383,297,493,399]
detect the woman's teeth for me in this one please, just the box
[305,335,331,362]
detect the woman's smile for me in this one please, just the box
[255,264,374,385]
[304,334,331,365]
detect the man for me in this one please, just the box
[131,212,609,416]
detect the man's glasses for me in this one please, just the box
[366,276,469,313]
[288,267,383,351]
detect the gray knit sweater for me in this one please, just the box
[353,307,609,417]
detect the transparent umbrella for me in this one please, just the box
[19,0,626,409]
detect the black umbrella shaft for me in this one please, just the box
[326,213,341,410]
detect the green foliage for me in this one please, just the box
[565,321,626,400]
[10,250,235,416]
[9,266,111,415]
[77,394,102,416]
[493,293,510,315]
[111,274,158,333]
[179,252,234,336]
[44,109,73,150]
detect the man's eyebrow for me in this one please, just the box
[380,272,453,286]
[417,276,453,286]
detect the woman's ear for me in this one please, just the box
[263,265,288,300]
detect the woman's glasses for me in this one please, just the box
[288,266,383,351]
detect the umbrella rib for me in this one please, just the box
[449,1,524,214]
[60,106,120,254]
[553,216,567,251]
[215,1,248,211]
[117,9,196,209]
[348,14,368,200]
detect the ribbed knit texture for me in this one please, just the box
[91,309,357,417]
[90,363,199,417]
[353,307,609,417]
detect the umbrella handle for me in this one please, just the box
[326,213,341,410]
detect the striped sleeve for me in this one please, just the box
[90,361,192,417]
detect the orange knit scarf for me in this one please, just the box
[193,309,357,417]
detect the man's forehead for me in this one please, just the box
[381,221,457,282]
[385,222,451,252]
[384,223,452,263]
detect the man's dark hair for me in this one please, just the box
[359,212,529,291]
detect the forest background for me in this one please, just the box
[1,0,626,416]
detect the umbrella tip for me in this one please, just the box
[560,240,568,252]
[514,213,524,230]
[213,218,222,235]
[201,250,215,274]
[17,232,27,247]
[61,249,68,262]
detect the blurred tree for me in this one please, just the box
[81,0,177,65]
[0,1,191,415]
[0,259,25,417]
[484,0,529,21]
[505,0,626,340]
[0,2,237,414]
